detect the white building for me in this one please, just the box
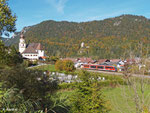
[19,34,45,61]
[81,42,84,48]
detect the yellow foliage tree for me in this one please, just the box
[63,60,75,72]
[55,60,64,71]
[55,60,75,72]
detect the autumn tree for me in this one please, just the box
[55,60,75,72]
[63,60,75,72]
[114,44,150,113]
[122,58,150,113]
[55,60,64,71]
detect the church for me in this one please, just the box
[19,33,45,61]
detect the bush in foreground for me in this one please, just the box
[0,66,58,112]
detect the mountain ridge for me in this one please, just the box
[4,14,150,59]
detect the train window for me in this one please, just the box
[105,66,113,69]
[91,66,96,68]
[98,66,104,69]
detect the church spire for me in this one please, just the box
[20,29,25,39]
[19,29,26,53]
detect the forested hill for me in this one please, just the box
[4,14,150,59]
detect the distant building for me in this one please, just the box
[19,32,44,61]
[81,42,84,48]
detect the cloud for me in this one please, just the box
[46,0,68,14]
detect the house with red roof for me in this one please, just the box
[78,57,94,64]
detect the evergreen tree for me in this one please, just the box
[70,70,110,113]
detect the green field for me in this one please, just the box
[32,64,77,74]
[32,64,56,72]
[102,86,139,113]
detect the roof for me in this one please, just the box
[22,43,43,54]
[22,46,38,54]
[78,58,93,63]
[98,59,108,64]
[29,43,43,50]
[62,57,94,63]
[40,56,46,59]
[110,59,121,63]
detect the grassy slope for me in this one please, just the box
[102,86,136,113]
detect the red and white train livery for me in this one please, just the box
[82,64,117,72]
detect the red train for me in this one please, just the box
[82,64,117,72]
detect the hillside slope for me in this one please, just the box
[5,14,150,59]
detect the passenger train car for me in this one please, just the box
[82,64,117,72]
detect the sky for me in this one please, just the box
[7,0,150,36]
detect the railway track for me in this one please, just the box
[87,69,150,79]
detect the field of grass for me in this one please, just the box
[32,64,56,72]
[33,64,78,74]
[103,84,150,113]
[102,86,136,113]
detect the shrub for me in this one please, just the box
[59,82,77,89]
[63,60,75,72]
[55,60,64,71]
[55,60,76,72]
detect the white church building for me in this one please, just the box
[19,33,45,61]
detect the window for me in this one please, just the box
[98,66,104,69]
[91,66,96,68]
[105,66,113,69]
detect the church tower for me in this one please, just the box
[19,32,26,53]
